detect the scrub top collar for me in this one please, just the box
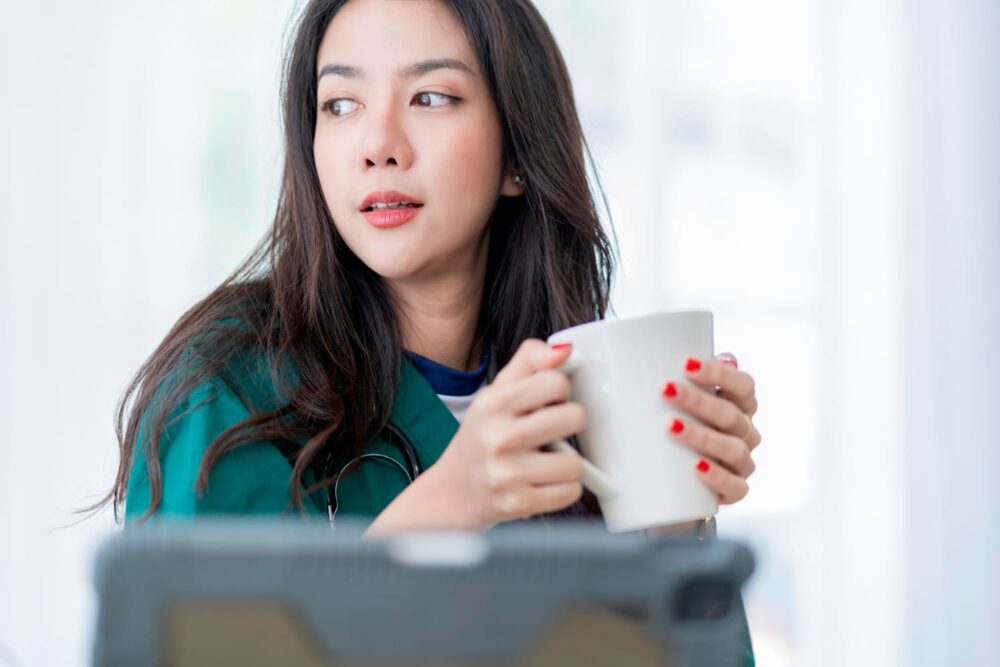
[388,356,465,471]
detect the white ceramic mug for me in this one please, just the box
[546,310,719,532]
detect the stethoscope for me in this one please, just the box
[322,418,552,530]
[220,366,430,528]
[324,420,422,528]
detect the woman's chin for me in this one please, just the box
[361,254,432,282]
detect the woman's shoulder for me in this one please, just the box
[123,316,315,523]
[179,311,301,413]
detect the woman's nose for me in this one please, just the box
[362,104,413,170]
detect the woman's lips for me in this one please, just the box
[362,205,422,228]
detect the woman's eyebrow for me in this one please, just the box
[316,58,476,84]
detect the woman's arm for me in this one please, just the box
[363,460,483,536]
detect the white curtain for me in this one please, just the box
[900,0,1000,664]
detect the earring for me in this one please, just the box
[513,174,524,186]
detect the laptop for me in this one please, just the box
[91,518,754,666]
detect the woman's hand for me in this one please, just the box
[660,352,761,506]
[430,339,586,530]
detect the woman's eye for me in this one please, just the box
[413,91,458,108]
[322,98,360,117]
[320,92,458,117]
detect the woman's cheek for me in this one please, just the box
[313,154,353,224]
[433,128,503,214]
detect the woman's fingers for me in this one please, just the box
[666,415,756,479]
[716,352,739,368]
[496,369,573,416]
[500,401,587,452]
[526,480,585,514]
[683,356,757,417]
[492,339,570,386]
[692,456,750,505]
[506,449,585,486]
[662,379,761,451]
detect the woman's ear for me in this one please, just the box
[500,162,525,197]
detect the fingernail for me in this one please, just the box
[696,459,710,473]
[551,343,572,351]
[662,381,677,398]
[670,418,684,434]
[686,358,701,372]
[717,353,739,368]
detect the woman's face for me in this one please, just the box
[313,0,522,283]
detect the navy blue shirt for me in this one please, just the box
[403,342,490,396]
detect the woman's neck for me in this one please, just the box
[390,273,486,372]
[402,313,483,371]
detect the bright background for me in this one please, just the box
[2,1,998,665]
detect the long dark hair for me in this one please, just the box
[88,0,618,525]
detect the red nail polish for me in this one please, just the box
[670,418,684,434]
[551,343,572,351]
[662,381,677,398]
[696,459,710,473]
[686,358,701,372]
[718,353,738,368]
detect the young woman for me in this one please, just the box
[99,0,761,559]
[91,0,760,661]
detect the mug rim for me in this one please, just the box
[547,309,712,343]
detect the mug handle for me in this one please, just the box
[548,439,619,499]
[547,345,620,500]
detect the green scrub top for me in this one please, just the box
[124,349,460,524]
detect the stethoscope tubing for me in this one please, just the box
[325,420,422,526]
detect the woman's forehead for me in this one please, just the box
[317,0,480,81]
